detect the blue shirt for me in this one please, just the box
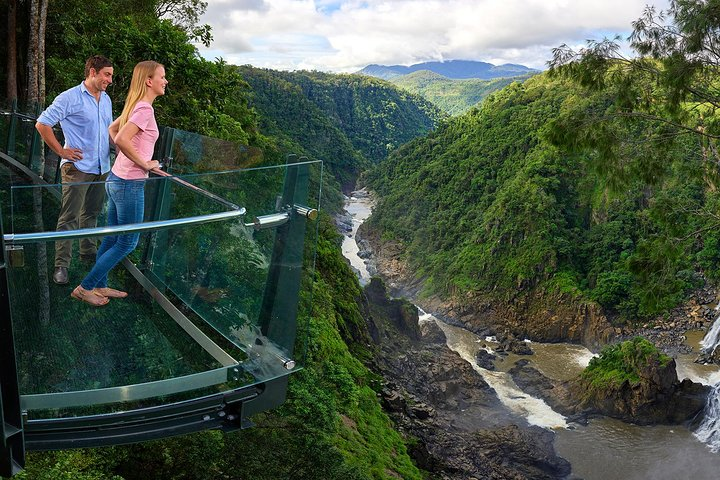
[37,82,113,175]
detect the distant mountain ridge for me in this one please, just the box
[358,60,540,80]
[391,70,535,115]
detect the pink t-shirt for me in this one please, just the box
[111,101,159,180]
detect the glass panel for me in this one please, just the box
[11,104,40,173]
[7,174,235,237]
[167,128,265,173]
[10,242,223,395]
[0,99,12,152]
[37,138,63,183]
[144,162,322,378]
[4,159,320,418]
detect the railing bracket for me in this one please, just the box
[5,245,24,267]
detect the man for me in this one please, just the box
[36,55,114,285]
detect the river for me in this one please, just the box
[340,189,374,285]
[341,189,720,479]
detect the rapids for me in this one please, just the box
[340,189,720,479]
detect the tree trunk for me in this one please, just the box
[29,0,51,324]
[27,0,39,103]
[38,0,48,105]
[33,187,51,327]
[6,0,18,100]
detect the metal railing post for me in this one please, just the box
[0,207,25,477]
[28,104,43,178]
[141,127,176,275]
[259,154,311,355]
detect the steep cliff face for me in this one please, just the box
[431,289,615,349]
[360,224,616,350]
[363,277,422,342]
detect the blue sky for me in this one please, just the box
[197,0,671,72]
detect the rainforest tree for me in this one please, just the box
[548,0,720,186]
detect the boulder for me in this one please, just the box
[695,346,720,366]
[496,333,534,355]
[568,356,710,425]
[475,349,497,370]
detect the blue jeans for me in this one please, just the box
[80,172,145,290]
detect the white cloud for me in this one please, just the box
[199,0,671,71]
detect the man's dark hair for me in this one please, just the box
[84,55,112,77]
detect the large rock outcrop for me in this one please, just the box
[508,349,710,426]
[567,356,709,425]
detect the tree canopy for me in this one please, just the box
[548,0,720,187]
[365,70,720,319]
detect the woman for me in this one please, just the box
[71,60,167,306]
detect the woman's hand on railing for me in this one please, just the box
[150,165,168,176]
[146,160,161,171]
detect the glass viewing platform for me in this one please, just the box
[0,100,321,476]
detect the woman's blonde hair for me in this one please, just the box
[118,60,163,129]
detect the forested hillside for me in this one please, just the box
[365,73,720,320]
[390,70,535,115]
[2,2,432,479]
[236,67,444,181]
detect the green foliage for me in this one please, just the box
[581,337,672,388]
[235,66,444,188]
[391,69,536,115]
[546,2,720,314]
[365,72,720,319]
[591,271,632,311]
[155,0,213,47]
[16,449,125,480]
[44,0,258,145]
[234,66,368,189]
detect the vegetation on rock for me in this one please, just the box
[581,337,672,388]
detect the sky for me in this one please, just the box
[196,0,671,73]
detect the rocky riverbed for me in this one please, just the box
[363,277,572,479]
[339,189,720,478]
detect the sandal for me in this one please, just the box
[93,287,128,298]
[71,286,109,306]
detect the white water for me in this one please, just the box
[340,189,374,285]
[340,192,720,477]
[700,313,720,353]
[695,384,720,452]
[695,314,720,452]
[433,316,568,429]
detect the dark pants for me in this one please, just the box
[54,163,107,268]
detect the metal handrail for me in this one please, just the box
[4,168,247,244]
[3,208,245,244]
[150,167,242,211]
